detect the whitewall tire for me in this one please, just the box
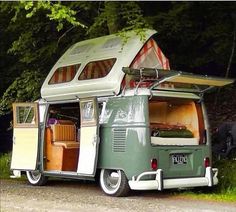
[26,170,48,186]
[99,169,130,197]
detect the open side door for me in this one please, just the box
[122,67,235,93]
[11,103,39,170]
[77,97,99,176]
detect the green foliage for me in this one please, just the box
[119,2,150,32]
[0,2,22,96]
[88,2,149,37]
[0,70,43,116]
[0,1,236,116]
[118,2,151,45]
[174,159,236,202]
[19,1,87,31]
[215,159,236,191]
[0,153,11,179]
[0,1,90,115]
[179,188,236,202]
[147,2,236,72]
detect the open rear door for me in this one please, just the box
[122,67,234,92]
[11,103,39,170]
[77,97,99,176]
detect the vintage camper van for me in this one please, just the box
[11,29,234,196]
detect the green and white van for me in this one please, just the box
[10,30,233,196]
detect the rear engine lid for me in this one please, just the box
[158,147,207,178]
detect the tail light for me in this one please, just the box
[151,158,158,170]
[204,157,210,168]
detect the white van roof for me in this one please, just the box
[41,29,169,101]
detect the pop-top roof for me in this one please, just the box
[41,29,170,101]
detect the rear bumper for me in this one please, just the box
[128,167,218,190]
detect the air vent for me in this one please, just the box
[112,128,126,152]
[70,44,92,55]
[102,37,121,49]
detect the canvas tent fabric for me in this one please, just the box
[131,38,170,70]
[41,30,170,101]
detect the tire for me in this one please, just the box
[99,169,130,197]
[26,170,48,186]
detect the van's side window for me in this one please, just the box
[81,101,94,122]
[78,58,116,80]
[49,64,80,84]
[16,106,35,124]
[13,103,38,128]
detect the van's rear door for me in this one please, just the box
[11,103,39,170]
[123,67,234,92]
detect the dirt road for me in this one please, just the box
[1,179,236,212]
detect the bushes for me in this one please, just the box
[214,159,236,192]
[0,153,11,178]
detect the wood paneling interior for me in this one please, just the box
[51,124,76,142]
[195,103,205,144]
[45,124,79,171]
[149,101,199,138]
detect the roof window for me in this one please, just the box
[49,64,80,84]
[78,58,116,80]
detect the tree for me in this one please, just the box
[0,1,236,116]
[145,2,236,75]
[0,1,150,116]
[0,1,89,114]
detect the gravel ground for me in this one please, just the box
[1,179,236,212]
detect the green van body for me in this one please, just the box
[98,95,209,180]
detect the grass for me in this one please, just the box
[175,187,236,202]
[214,159,236,190]
[0,153,12,179]
[0,153,236,202]
[175,159,236,202]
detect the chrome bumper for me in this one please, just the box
[10,170,21,178]
[128,167,218,190]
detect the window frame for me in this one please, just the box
[13,103,39,128]
[48,63,81,85]
[78,58,117,81]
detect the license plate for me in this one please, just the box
[172,154,187,165]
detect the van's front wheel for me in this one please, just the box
[26,171,48,186]
[99,169,130,197]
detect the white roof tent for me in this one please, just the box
[41,29,170,101]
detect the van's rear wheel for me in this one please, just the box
[26,170,48,186]
[99,169,130,197]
